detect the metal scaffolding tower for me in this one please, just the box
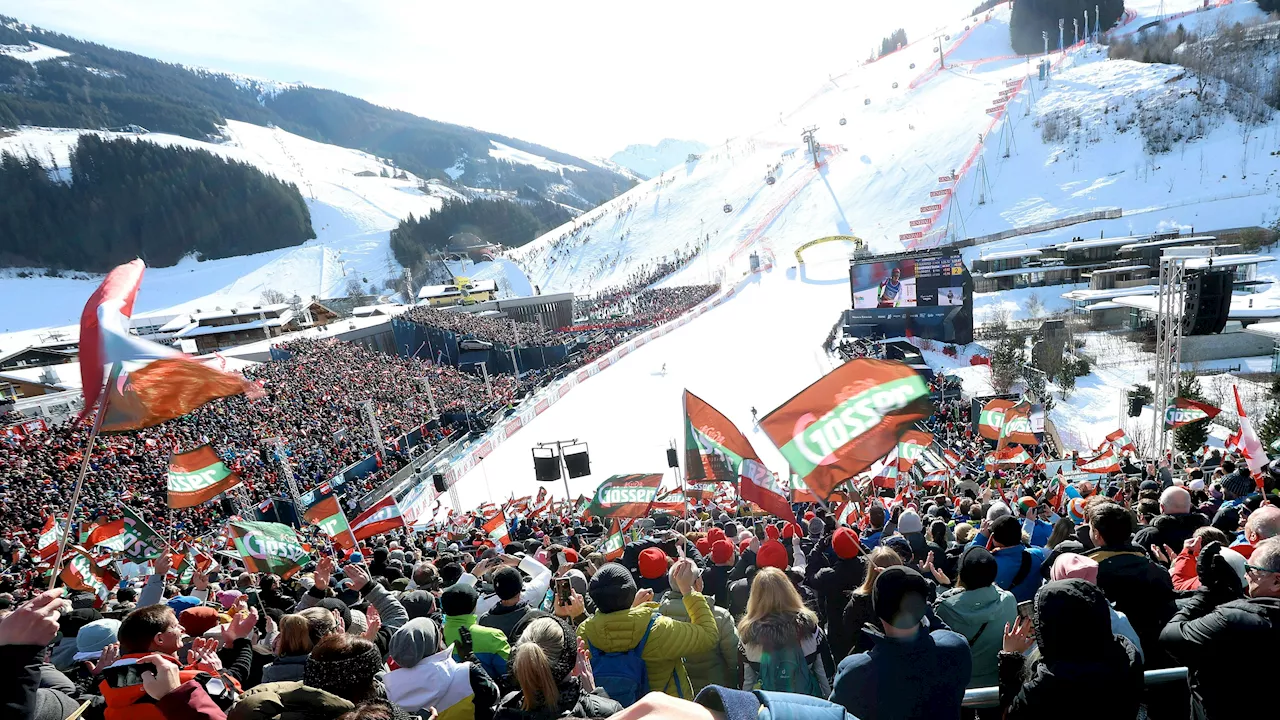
[1152,248,1212,459]
[267,437,301,508]
[359,400,386,464]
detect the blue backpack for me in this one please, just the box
[587,613,673,707]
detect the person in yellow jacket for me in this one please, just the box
[577,557,718,700]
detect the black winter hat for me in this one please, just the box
[400,590,435,620]
[493,566,523,601]
[587,562,637,614]
[873,566,929,630]
[315,598,352,630]
[1223,471,1255,499]
[441,583,479,616]
[990,515,1023,547]
[958,546,998,589]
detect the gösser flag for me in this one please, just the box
[759,358,932,500]
[977,399,1016,441]
[683,390,757,483]
[79,260,259,431]
[583,474,663,518]
[168,445,242,508]
[351,495,406,541]
[1164,398,1220,429]
[230,521,310,579]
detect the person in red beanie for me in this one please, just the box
[637,547,672,598]
[756,540,789,571]
[700,539,737,609]
[695,537,712,557]
[811,527,868,660]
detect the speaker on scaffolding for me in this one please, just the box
[221,497,236,518]
[563,443,591,479]
[667,447,679,469]
[533,447,562,482]
[432,473,447,493]
[1183,267,1233,335]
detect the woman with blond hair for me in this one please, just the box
[261,606,338,683]
[737,567,830,697]
[495,616,621,719]
[836,546,904,658]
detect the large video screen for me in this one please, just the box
[845,251,974,344]
[852,255,967,309]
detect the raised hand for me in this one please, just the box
[313,555,334,592]
[222,607,259,644]
[190,636,223,673]
[139,653,183,700]
[92,642,120,675]
[0,588,66,647]
[631,588,654,607]
[363,605,381,641]
[1002,615,1035,654]
[342,563,370,591]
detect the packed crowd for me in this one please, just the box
[402,307,561,348]
[0,338,532,554]
[6,443,1278,720]
[571,246,709,322]
[571,285,718,329]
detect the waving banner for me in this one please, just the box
[759,359,932,500]
[683,390,757,483]
[118,505,167,562]
[583,474,664,518]
[977,399,1016,440]
[1164,398,1220,429]
[168,445,242,508]
[229,521,310,578]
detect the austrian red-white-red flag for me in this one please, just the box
[351,495,406,541]
[738,459,797,524]
[1104,429,1137,454]
[1233,385,1270,489]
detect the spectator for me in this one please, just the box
[836,546,903,659]
[1160,538,1280,719]
[830,567,971,720]
[933,546,1016,689]
[737,567,828,696]
[657,561,739,694]
[1133,486,1206,552]
[983,516,1046,603]
[809,527,866,644]
[496,615,621,719]
[1083,502,1175,666]
[997,580,1143,720]
[262,608,336,683]
[384,616,499,718]
[442,583,511,679]
[479,566,553,643]
[1048,553,1143,660]
[578,559,717,702]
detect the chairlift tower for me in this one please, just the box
[801,126,820,168]
[1151,248,1212,459]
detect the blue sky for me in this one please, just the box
[1,0,962,157]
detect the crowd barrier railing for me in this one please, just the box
[961,667,1188,709]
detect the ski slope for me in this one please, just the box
[449,0,1280,505]
[0,120,469,344]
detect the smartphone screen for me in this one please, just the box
[555,577,572,605]
[1016,600,1034,620]
[104,662,155,688]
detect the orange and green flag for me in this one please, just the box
[168,445,242,508]
[759,359,932,500]
[230,521,310,578]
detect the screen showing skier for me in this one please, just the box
[851,260,917,309]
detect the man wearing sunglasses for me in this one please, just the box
[1160,537,1280,719]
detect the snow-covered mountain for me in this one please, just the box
[608,139,711,180]
[440,0,1280,505]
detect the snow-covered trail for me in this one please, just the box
[452,247,854,507]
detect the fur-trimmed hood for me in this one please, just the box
[740,611,818,650]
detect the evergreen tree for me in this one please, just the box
[0,135,314,271]
[991,336,1025,394]
[1009,0,1125,55]
[1173,373,1210,457]
[879,29,908,57]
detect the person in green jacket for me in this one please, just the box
[578,558,718,699]
[442,583,510,679]
[933,545,1017,689]
[657,563,741,693]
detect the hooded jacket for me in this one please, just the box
[385,645,497,720]
[739,611,830,697]
[658,587,741,694]
[934,583,1017,688]
[226,681,353,720]
[997,580,1143,720]
[809,556,866,633]
[1159,590,1280,719]
[1084,543,1175,666]
[99,653,212,720]
[259,653,307,684]
[576,592,719,699]
[838,591,877,659]
[443,613,511,680]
